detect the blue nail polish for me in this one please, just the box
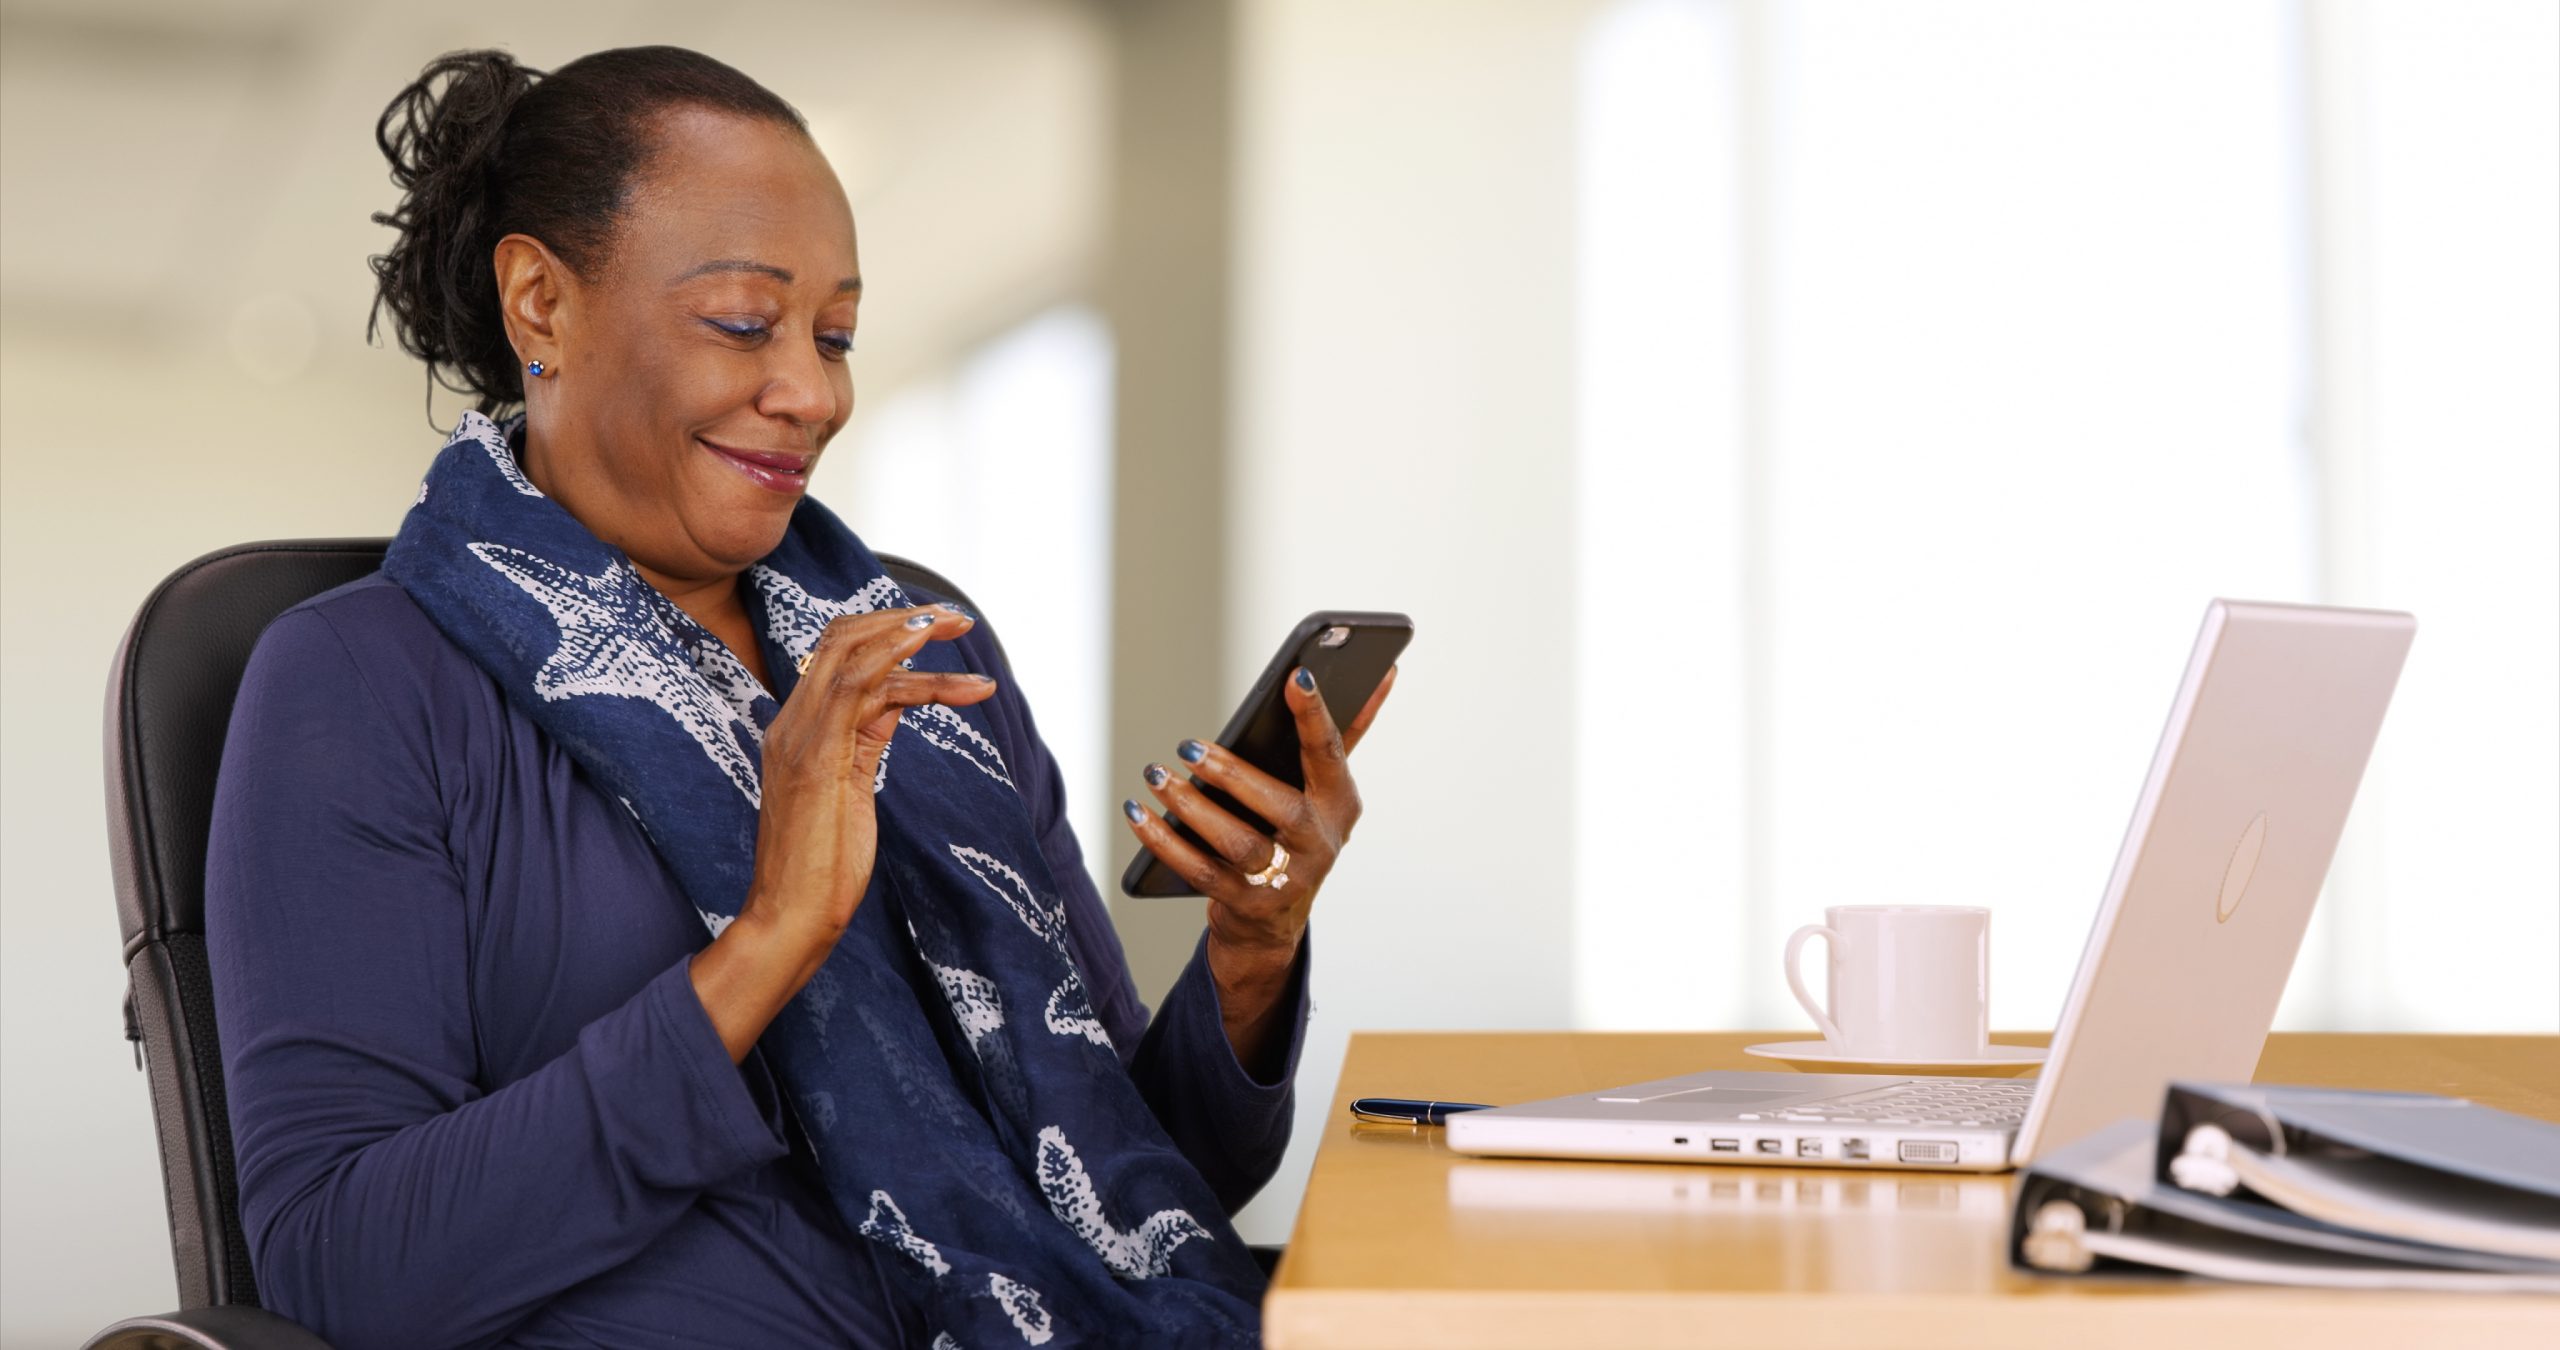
[904,614,934,629]
[1294,667,1316,693]
[1145,763,1169,788]
[1123,799,1147,824]
[1178,739,1207,764]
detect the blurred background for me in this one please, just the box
[2,0,2552,1340]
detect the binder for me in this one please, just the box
[2158,1082,2560,1264]
[2011,1083,2560,1292]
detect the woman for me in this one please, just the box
[204,45,1393,1349]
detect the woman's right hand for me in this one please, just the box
[689,604,996,1060]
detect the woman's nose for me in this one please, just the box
[756,337,841,427]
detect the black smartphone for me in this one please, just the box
[1120,611,1413,898]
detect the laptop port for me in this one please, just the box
[1709,1139,1741,1153]
[1754,1139,1783,1155]
[1796,1138,1824,1158]
[1841,1138,1870,1161]
[1898,1139,1960,1164]
[1672,1136,1689,1146]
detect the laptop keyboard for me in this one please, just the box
[1736,1079,2035,1128]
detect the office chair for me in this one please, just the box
[93,537,998,1350]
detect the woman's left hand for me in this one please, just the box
[1123,664,1398,1074]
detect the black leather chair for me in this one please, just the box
[93,537,995,1349]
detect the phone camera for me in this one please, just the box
[1319,626,1351,648]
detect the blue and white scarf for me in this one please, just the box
[383,411,1263,1347]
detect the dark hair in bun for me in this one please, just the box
[366,46,809,421]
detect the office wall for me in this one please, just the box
[1219,0,1602,1242]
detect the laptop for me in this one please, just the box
[1447,599,2417,1173]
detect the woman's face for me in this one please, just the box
[504,106,860,592]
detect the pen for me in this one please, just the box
[1349,1097,1495,1126]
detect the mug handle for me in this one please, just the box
[1783,924,1846,1046]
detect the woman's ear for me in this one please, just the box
[492,232,571,371]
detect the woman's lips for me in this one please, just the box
[700,438,811,495]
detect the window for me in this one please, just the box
[1574,0,2557,1032]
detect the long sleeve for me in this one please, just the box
[204,606,790,1349]
[1123,929,1311,1216]
[949,619,1312,1216]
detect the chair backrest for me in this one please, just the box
[103,536,991,1309]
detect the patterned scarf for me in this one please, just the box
[383,411,1263,1347]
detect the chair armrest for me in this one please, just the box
[82,1307,333,1350]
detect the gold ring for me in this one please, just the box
[794,651,814,676]
[1243,841,1291,889]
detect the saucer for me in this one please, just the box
[1742,1041,2047,1077]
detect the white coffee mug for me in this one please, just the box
[1783,905,1989,1060]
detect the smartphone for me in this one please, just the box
[1120,611,1413,898]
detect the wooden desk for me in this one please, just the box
[1266,1032,2560,1348]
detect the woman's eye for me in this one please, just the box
[707,318,852,357]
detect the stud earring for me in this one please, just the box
[527,360,549,378]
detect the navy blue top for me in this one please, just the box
[203,571,1309,1350]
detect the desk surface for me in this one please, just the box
[1265,1031,2560,1349]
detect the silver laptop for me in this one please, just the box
[1448,599,2416,1173]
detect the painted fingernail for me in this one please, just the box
[904,613,935,629]
[1178,739,1208,764]
[1123,799,1147,824]
[1294,667,1317,693]
[1144,763,1169,788]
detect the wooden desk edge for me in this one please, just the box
[1265,1287,2560,1350]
